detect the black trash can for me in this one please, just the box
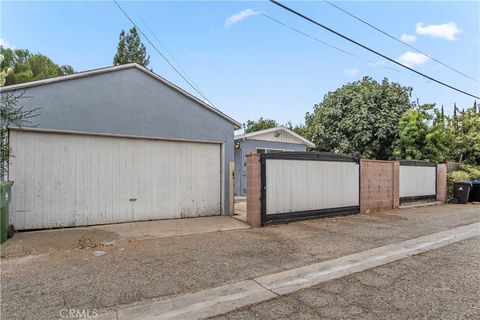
[469,181,480,202]
[453,181,471,204]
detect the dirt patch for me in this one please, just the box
[1,228,120,258]
[365,210,408,220]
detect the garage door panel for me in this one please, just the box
[9,130,221,230]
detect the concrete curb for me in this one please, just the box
[399,201,443,209]
[98,222,480,320]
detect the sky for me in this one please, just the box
[1,1,479,127]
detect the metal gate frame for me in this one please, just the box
[399,160,437,203]
[260,152,360,225]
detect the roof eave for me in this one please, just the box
[0,63,242,129]
[234,126,315,147]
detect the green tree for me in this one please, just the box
[286,121,308,138]
[304,77,412,159]
[244,117,278,133]
[450,104,480,165]
[393,103,452,163]
[61,65,75,75]
[113,27,150,67]
[0,91,41,179]
[0,54,13,86]
[0,47,75,86]
[114,30,128,66]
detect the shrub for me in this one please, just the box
[447,164,480,196]
[447,171,470,197]
[458,164,480,180]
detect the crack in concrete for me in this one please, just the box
[252,278,279,298]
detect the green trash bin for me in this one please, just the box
[0,181,14,244]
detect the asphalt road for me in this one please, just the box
[1,204,479,319]
[212,235,480,320]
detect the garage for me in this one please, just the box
[9,129,222,229]
[2,63,240,230]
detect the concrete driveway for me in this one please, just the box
[233,196,247,223]
[1,216,249,258]
[1,204,479,320]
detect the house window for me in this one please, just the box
[256,148,289,154]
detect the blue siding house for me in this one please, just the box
[234,126,315,196]
[2,63,242,229]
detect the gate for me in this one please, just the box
[261,152,360,225]
[399,160,437,203]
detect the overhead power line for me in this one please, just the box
[126,2,210,101]
[322,0,479,84]
[261,13,422,79]
[270,0,480,99]
[112,0,215,106]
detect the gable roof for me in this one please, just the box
[235,126,315,148]
[0,63,241,128]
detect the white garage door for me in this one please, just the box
[9,129,222,230]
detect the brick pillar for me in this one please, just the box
[246,153,262,227]
[436,164,447,203]
[360,160,400,213]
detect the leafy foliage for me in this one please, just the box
[447,163,480,196]
[447,170,470,196]
[0,54,14,86]
[458,163,480,179]
[394,103,452,163]
[304,77,412,159]
[244,117,278,133]
[286,121,308,138]
[113,27,150,67]
[244,118,309,138]
[0,91,40,179]
[0,47,75,86]
[450,105,480,165]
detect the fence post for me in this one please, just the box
[246,153,262,227]
[393,161,400,210]
[436,164,447,203]
[229,161,235,215]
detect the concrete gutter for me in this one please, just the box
[399,200,443,209]
[97,222,480,320]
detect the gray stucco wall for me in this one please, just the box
[4,67,237,214]
[234,145,244,196]
[234,139,308,196]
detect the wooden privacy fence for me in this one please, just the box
[246,152,447,226]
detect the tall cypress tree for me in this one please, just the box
[113,31,127,66]
[113,27,150,67]
[453,103,458,132]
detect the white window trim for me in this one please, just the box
[255,147,294,154]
